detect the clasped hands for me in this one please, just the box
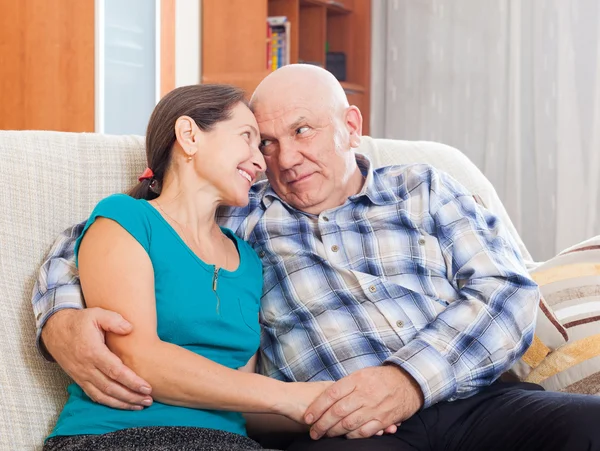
[301,365,424,440]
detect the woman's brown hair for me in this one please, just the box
[128,84,247,200]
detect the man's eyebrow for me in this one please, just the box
[258,116,309,141]
[289,116,308,131]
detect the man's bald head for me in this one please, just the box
[250,64,349,117]
[248,64,364,215]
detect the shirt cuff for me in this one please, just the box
[385,338,457,408]
[35,286,85,362]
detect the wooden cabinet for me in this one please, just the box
[0,0,95,132]
[202,0,371,134]
[0,0,176,133]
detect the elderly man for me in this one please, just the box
[33,64,600,450]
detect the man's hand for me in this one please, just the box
[41,308,153,410]
[304,365,424,440]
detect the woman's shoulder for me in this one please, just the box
[86,194,153,242]
[93,193,146,213]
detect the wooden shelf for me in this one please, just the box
[201,71,270,97]
[300,0,352,14]
[201,0,370,135]
[340,82,365,93]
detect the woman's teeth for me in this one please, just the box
[238,169,252,182]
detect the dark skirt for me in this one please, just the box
[44,426,279,451]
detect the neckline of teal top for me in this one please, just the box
[140,199,250,280]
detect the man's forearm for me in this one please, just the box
[386,277,538,408]
[35,286,85,360]
[32,222,86,360]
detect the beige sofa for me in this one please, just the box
[0,130,577,450]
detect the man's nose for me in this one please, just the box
[278,138,303,169]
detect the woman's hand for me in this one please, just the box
[277,381,334,424]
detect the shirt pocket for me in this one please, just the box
[415,228,447,275]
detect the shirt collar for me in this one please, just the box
[261,153,397,210]
[350,153,398,206]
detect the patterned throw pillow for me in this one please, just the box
[523,236,600,393]
[508,295,569,380]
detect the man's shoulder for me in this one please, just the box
[375,162,436,177]
[374,162,439,190]
[374,163,467,197]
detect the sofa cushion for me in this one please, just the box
[524,236,600,393]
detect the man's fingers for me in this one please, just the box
[85,367,152,408]
[344,421,398,439]
[305,378,355,425]
[91,307,133,335]
[346,419,384,440]
[324,407,370,438]
[95,348,152,396]
[94,367,153,407]
[83,383,144,411]
[384,424,398,434]
[310,396,363,440]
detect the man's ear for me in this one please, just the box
[344,105,363,148]
[174,116,200,157]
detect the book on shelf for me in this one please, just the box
[267,16,290,70]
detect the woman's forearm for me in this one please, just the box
[113,338,287,414]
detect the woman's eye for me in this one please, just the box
[242,131,251,139]
[296,126,309,135]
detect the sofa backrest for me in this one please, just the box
[0,131,529,449]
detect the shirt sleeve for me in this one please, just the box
[385,167,540,408]
[32,221,87,361]
[74,194,152,265]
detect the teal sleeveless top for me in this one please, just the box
[48,194,262,439]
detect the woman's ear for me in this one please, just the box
[345,106,363,148]
[174,116,200,157]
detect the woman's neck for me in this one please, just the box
[154,177,222,241]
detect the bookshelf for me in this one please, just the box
[201,0,371,135]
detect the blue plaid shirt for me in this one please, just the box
[32,155,539,408]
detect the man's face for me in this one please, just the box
[254,99,353,215]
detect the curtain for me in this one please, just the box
[371,0,600,261]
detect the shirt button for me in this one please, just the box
[36,312,42,320]
[323,216,329,222]
[418,237,426,245]
[331,245,339,252]
[369,285,377,293]
[259,251,265,258]
[396,320,404,328]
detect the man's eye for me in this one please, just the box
[260,139,272,148]
[296,126,309,134]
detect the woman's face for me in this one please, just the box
[195,102,266,207]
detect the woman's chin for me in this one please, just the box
[223,192,250,208]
